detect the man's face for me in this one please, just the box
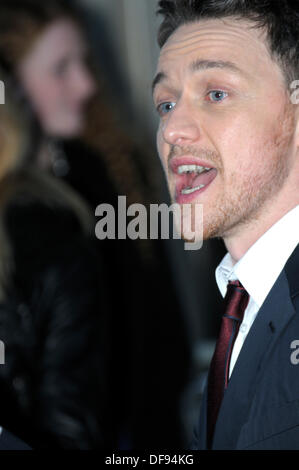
[153,17,297,242]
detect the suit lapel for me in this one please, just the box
[211,243,299,449]
[284,243,299,300]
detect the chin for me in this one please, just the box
[202,221,227,241]
[44,115,85,139]
[47,125,83,139]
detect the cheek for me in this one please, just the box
[25,77,63,119]
[222,114,289,186]
[213,111,273,174]
[157,126,168,166]
[156,128,162,156]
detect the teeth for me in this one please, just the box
[181,185,205,195]
[178,165,211,175]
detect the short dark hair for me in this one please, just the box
[157,0,299,89]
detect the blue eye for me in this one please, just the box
[208,90,228,102]
[157,101,176,116]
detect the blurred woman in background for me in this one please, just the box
[0,70,104,449]
[0,0,191,448]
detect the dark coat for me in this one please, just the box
[0,168,104,449]
[53,139,192,449]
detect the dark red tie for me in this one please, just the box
[207,280,249,449]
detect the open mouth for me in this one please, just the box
[177,164,217,194]
[172,162,217,202]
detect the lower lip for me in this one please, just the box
[175,177,215,204]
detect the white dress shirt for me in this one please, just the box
[215,204,299,379]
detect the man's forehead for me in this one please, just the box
[159,17,268,54]
[153,17,282,93]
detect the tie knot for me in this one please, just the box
[228,279,246,290]
[223,279,249,322]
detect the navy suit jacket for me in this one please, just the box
[192,243,299,450]
[0,429,31,450]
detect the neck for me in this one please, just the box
[223,197,299,264]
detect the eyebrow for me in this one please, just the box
[152,59,247,95]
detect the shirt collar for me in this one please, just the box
[215,205,299,308]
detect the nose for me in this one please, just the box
[162,100,200,146]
